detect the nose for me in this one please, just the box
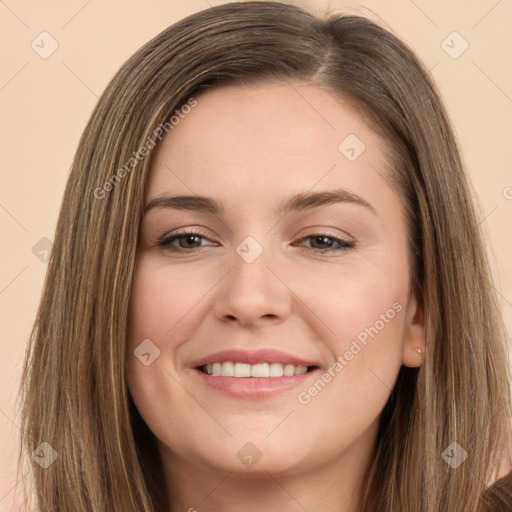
[212,239,292,328]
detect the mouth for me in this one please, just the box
[190,349,321,399]
[197,362,319,377]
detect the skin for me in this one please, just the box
[126,82,426,512]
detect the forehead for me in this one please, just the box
[146,82,393,215]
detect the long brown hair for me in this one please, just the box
[18,2,512,510]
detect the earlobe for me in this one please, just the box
[401,291,426,368]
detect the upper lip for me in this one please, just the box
[191,349,319,369]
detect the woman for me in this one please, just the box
[19,1,512,510]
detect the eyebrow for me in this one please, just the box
[144,188,376,216]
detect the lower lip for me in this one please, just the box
[193,368,319,399]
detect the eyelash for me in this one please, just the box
[157,229,354,254]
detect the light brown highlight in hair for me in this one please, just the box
[18,2,512,510]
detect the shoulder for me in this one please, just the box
[479,471,512,512]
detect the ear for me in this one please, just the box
[401,289,426,368]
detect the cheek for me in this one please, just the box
[293,257,408,356]
[127,259,214,352]
[125,261,212,452]
[126,261,190,383]
[325,277,405,363]
[289,258,409,416]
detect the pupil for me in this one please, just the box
[183,235,200,247]
[314,236,332,249]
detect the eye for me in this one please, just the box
[293,233,354,252]
[157,230,354,254]
[157,230,215,252]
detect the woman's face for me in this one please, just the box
[126,82,425,478]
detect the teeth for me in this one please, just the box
[283,364,295,376]
[234,362,251,377]
[251,363,269,377]
[221,361,234,377]
[269,363,284,377]
[203,362,309,377]
[294,366,308,375]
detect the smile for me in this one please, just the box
[200,362,311,377]
[191,348,321,399]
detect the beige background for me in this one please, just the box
[1,0,511,508]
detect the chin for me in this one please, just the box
[193,436,314,477]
